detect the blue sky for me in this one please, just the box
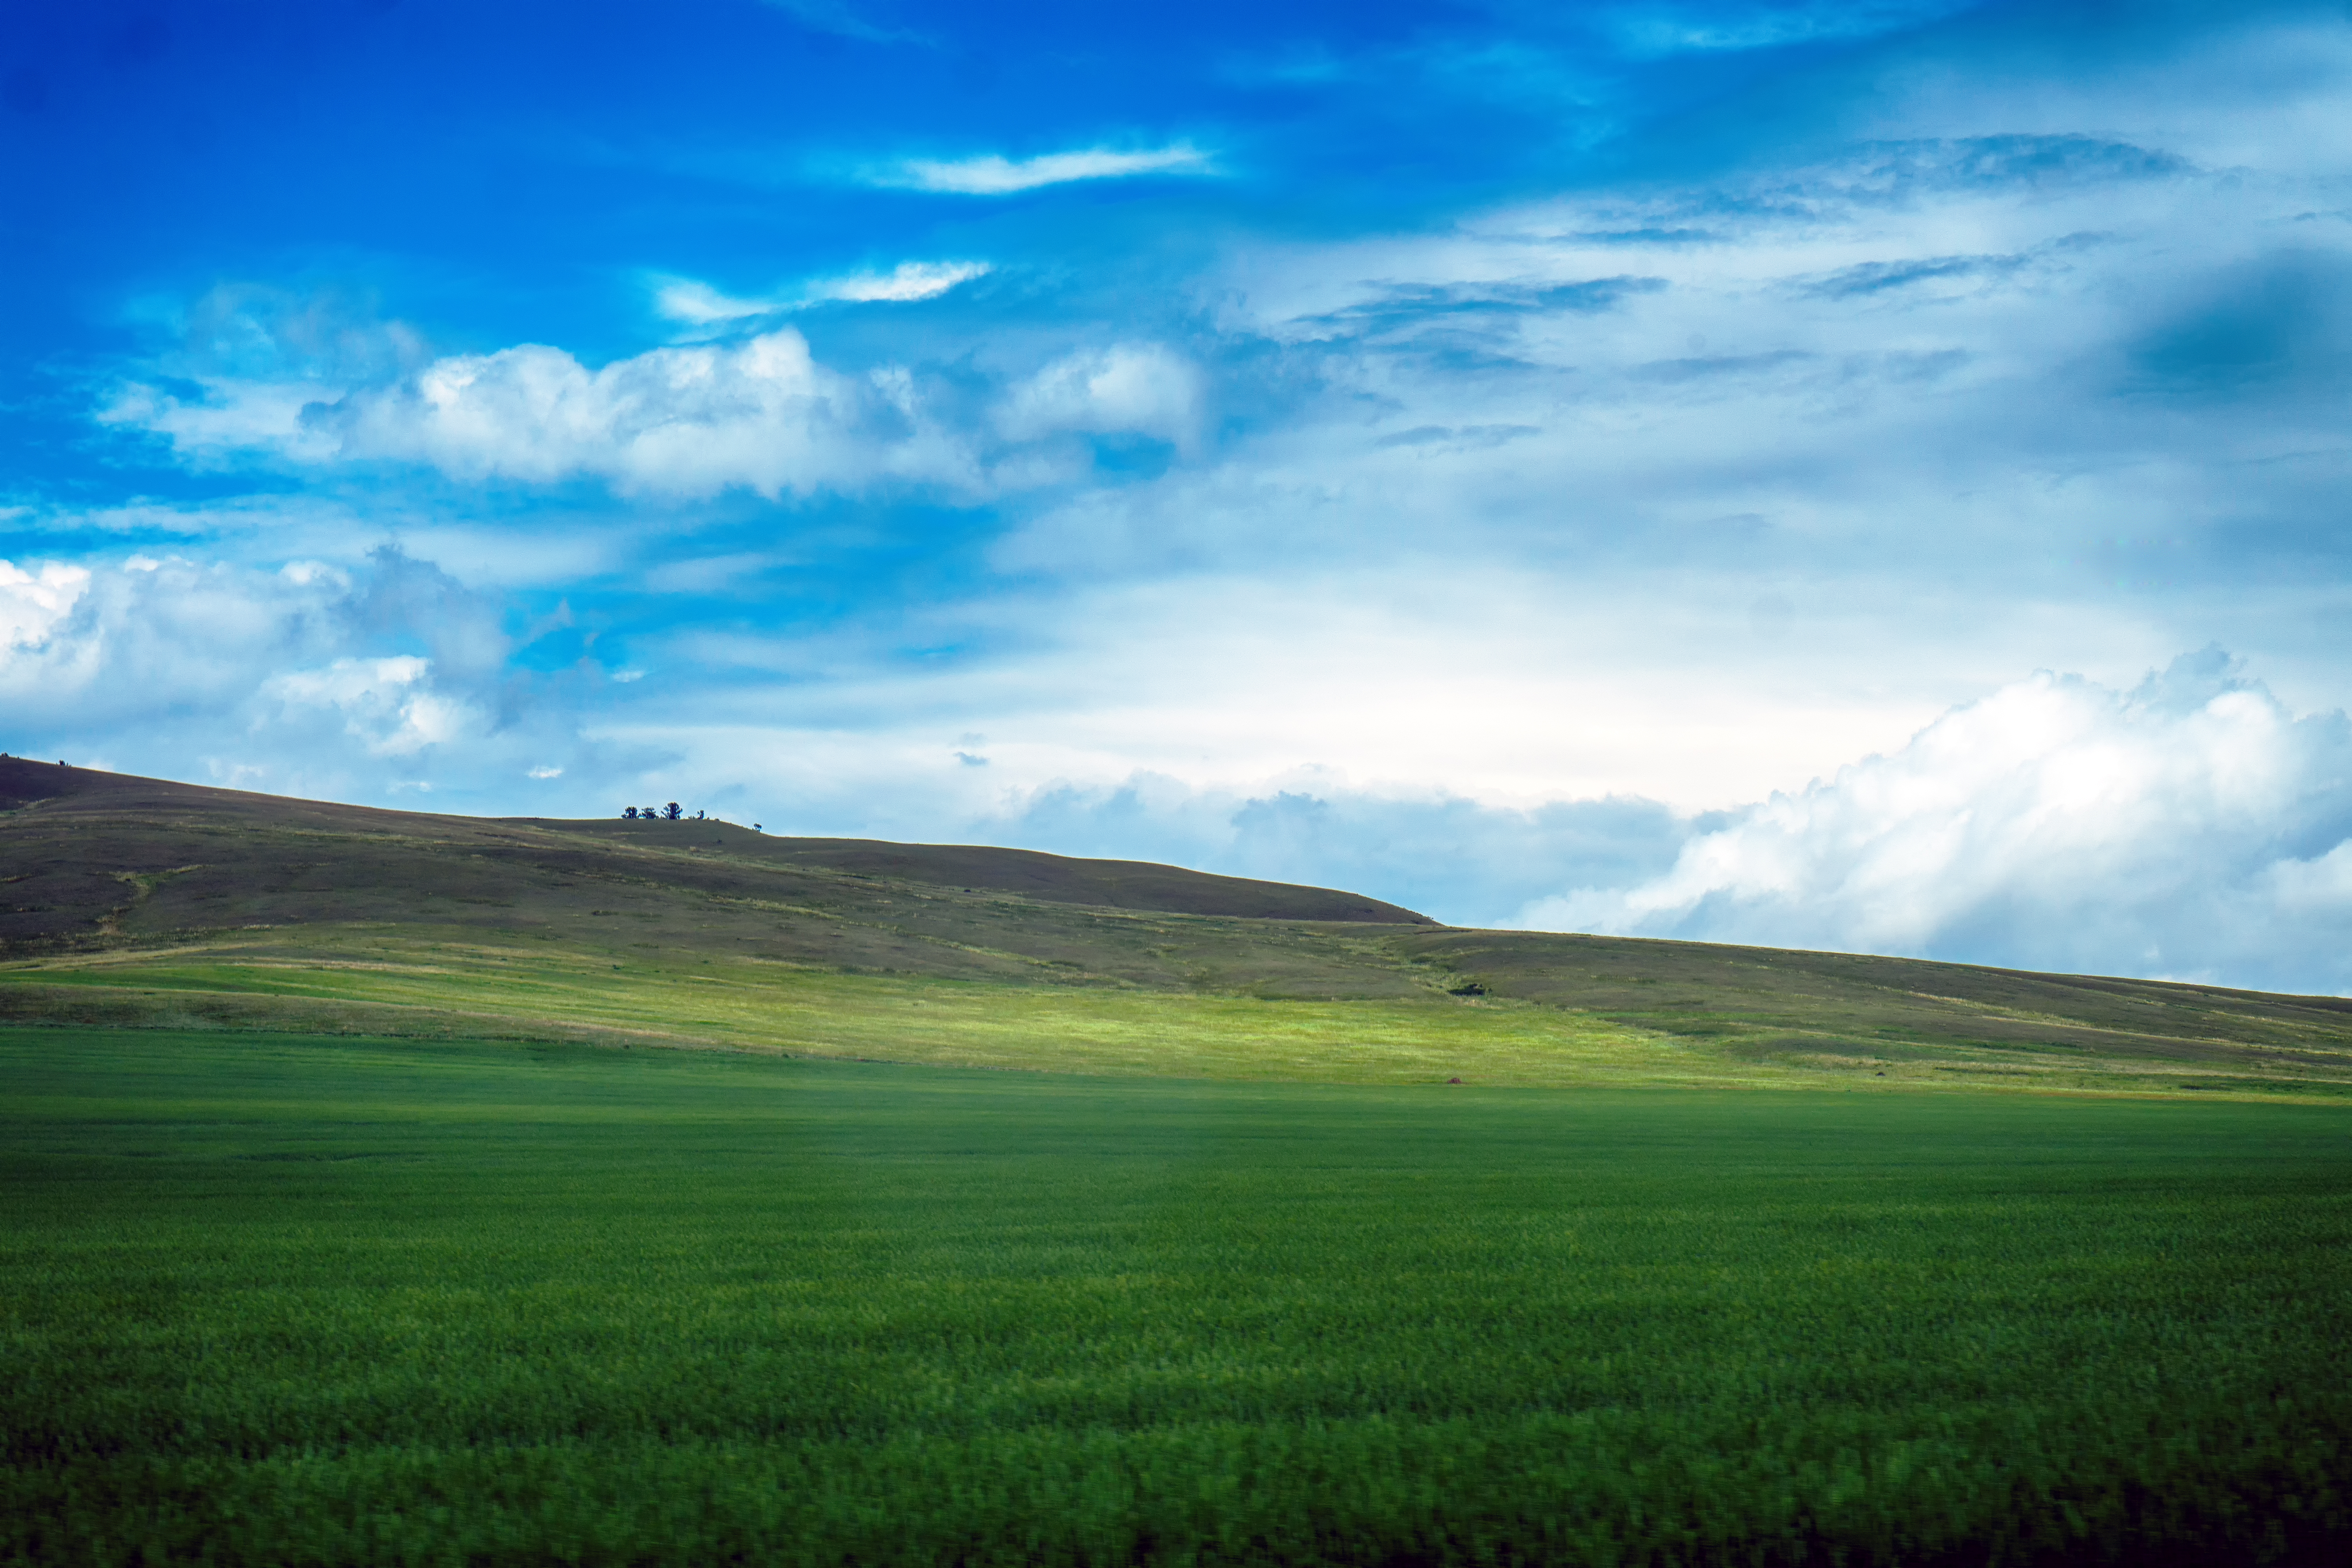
[9,0,2352,989]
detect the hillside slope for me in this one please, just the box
[0,759,1426,949]
[4,758,2350,1095]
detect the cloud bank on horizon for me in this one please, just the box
[6,0,2352,990]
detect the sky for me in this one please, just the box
[7,0,2352,991]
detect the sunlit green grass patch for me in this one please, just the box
[5,1026,2350,1564]
[0,935,1772,1087]
[9,932,2334,1096]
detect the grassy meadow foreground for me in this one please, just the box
[6,760,2352,1563]
[8,1026,2352,1566]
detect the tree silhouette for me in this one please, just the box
[663,802,683,821]
[622,806,639,819]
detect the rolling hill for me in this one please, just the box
[4,755,2349,1095]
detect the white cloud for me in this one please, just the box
[1606,1,1975,57]
[0,561,91,650]
[100,378,345,465]
[0,557,327,718]
[313,329,974,497]
[0,546,620,812]
[640,557,2154,827]
[263,655,472,758]
[997,344,1204,446]
[818,260,992,303]
[882,144,1212,194]
[580,649,2352,993]
[111,322,1212,497]
[652,261,989,325]
[1524,652,2352,991]
[652,280,780,327]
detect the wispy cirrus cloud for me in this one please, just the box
[874,144,1214,194]
[818,260,993,302]
[652,261,991,326]
[759,0,927,46]
[1603,0,1984,57]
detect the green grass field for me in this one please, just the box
[12,928,2352,1098]
[7,1026,2350,1566]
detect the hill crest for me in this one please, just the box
[0,756,1432,932]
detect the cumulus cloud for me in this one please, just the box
[1529,651,2352,992]
[997,344,1204,447]
[310,330,971,497]
[112,318,1218,496]
[881,144,1212,194]
[0,560,91,650]
[0,546,615,806]
[262,655,477,757]
[944,648,2352,991]
[328,330,851,490]
[0,555,329,721]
